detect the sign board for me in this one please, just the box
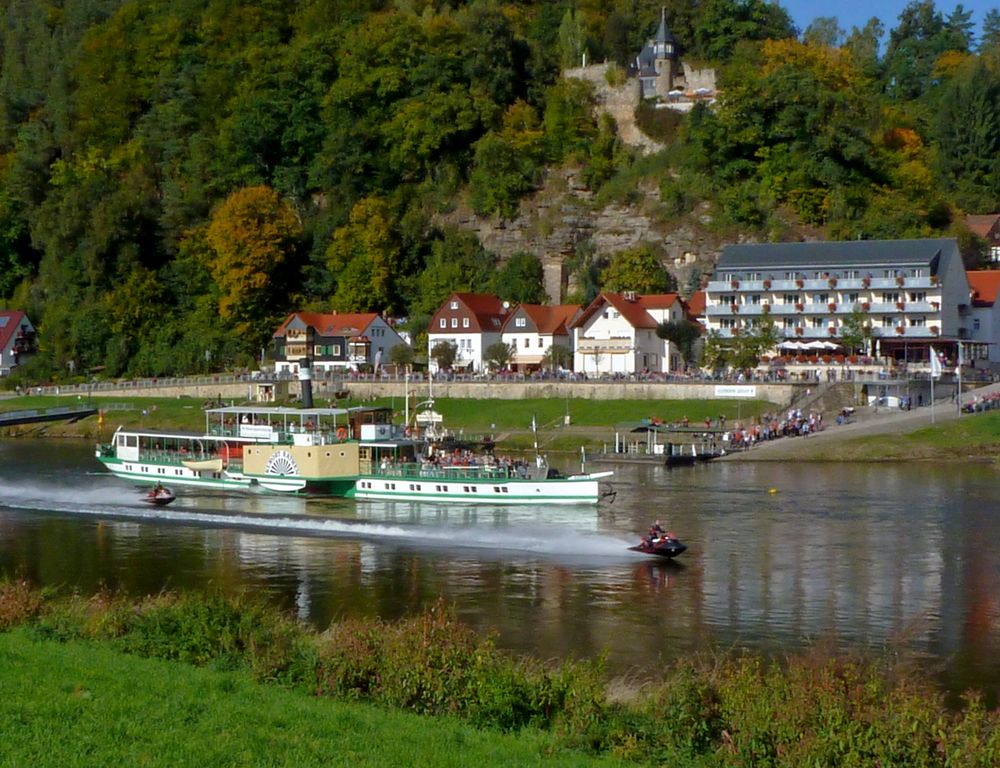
[240,423,276,440]
[714,385,757,398]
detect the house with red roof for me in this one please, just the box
[0,310,35,376]
[569,291,689,375]
[966,214,1000,263]
[428,293,508,373]
[966,270,1000,368]
[273,311,406,374]
[500,303,581,371]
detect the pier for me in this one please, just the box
[0,405,98,428]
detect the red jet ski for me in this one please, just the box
[629,526,686,558]
[143,485,176,506]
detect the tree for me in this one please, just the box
[692,0,797,61]
[494,251,547,304]
[327,196,401,313]
[483,341,515,371]
[803,17,844,48]
[729,315,779,373]
[699,330,729,372]
[468,101,545,219]
[840,304,873,353]
[431,340,458,371]
[389,343,414,369]
[541,343,572,371]
[556,9,584,69]
[600,244,673,293]
[204,185,301,347]
[657,319,702,366]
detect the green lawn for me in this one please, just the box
[0,630,624,768]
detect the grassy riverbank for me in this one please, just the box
[2,582,999,766]
[0,630,617,768]
[0,394,774,452]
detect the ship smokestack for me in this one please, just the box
[299,358,314,408]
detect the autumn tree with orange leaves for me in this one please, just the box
[205,185,302,346]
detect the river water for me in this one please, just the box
[1,439,998,701]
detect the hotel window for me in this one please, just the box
[784,271,796,280]
[515,317,526,327]
[783,318,797,329]
[524,338,530,348]
[462,318,469,328]
[451,318,458,328]
[538,338,543,347]
[811,318,824,328]
[881,317,894,327]
[783,294,798,304]
[845,270,858,279]
[720,318,737,328]
[974,318,981,331]
[908,292,926,302]
[439,318,446,328]
[881,292,900,303]
[748,272,760,280]
[909,317,925,327]
[720,294,736,305]
[749,294,760,304]
[813,293,829,304]
[847,293,859,304]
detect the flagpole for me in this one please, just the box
[930,370,935,424]
[957,341,963,416]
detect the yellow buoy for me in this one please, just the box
[768,487,778,494]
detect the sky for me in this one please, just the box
[780,0,998,42]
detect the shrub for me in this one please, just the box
[0,578,43,630]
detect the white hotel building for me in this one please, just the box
[704,239,972,365]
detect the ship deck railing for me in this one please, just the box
[370,462,548,482]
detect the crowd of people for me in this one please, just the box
[721,408,826,451]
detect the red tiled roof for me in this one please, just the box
[684,291,706,318]
[636,294,680,311]
[453,293,506,330]
[507,304,581,334]
[966,214,1000,239]
[0,310,27,355]
[967,270,1000,307]
[571,292,660,330]
[274,312,379,337]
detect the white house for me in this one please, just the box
[570,292,687,375]
[0,310,35,376]
[273,312,407,374]
[501,303,581,371]
[428,293,507,373]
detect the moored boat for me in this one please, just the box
[96,405,613,504]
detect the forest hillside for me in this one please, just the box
[0,0,997,380]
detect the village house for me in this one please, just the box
[704,239,970,367]
[0,310,35,377]
[500,303,581,372]
[965,214,1000,264]
[428,293,507,373]
[965,270,1000,370]
[570,291,688,376]
[272,311,407,375]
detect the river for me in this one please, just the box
[1,439,998,702]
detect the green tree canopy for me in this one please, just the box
[494,251,547,304]
[600,244,673,294]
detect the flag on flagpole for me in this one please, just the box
[929,346,942,378]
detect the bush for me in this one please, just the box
[0,578,44,630]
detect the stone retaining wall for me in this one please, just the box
[83,380,802,406]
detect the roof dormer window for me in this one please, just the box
[450,301,458,310]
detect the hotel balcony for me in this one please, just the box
[707,275,941,293]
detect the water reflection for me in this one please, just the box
[1,439,999,700]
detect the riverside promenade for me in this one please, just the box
[722,381,1000,461]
